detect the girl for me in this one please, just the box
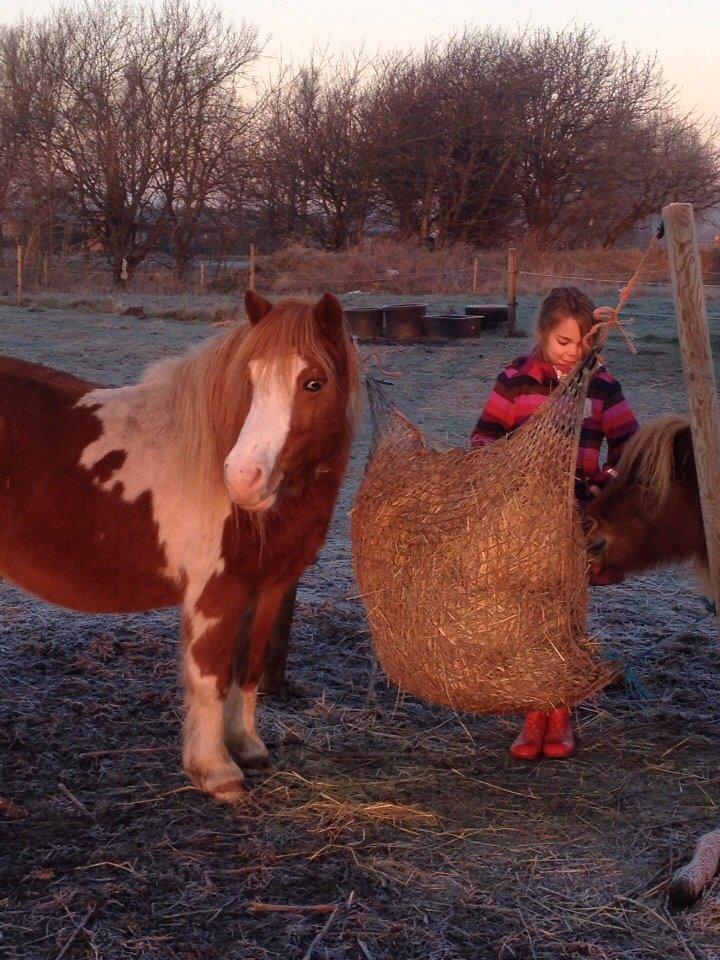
[470,286,638,761]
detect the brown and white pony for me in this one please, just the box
[0,291,360,801]
[585,415,708,583]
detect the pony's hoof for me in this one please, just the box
[208,777,247,803]
[225,734,270,770]
[187,759,246,803]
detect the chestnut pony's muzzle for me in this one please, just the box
[586,537,607,558]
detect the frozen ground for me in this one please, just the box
[0,290,719,959]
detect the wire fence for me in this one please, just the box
[1,245,720,313]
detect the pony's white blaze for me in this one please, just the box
[224,354,305,510]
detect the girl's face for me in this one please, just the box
[541,314,586,371]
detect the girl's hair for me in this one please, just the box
[537,286,596,341]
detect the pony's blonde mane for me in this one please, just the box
[143,299,361,510]
[613,414,690,510]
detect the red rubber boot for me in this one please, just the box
[542,707,576,759]
[510,710,547,760]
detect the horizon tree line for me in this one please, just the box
[1,0,718,283]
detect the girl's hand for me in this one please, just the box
[589,467,617,497]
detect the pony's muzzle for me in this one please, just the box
[223,458,278,511]
[586,537,607,557]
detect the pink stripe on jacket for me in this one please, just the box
[470,353,639,483]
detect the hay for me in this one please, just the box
[351,357,617,713]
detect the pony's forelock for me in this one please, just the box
[613,414,691,511]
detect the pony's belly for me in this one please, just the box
[1,550,181,614]
[0,486,182,614]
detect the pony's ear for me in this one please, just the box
[245,291,273,325]
[672,426,696,482]
[313,292,345,344]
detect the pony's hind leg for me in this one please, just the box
[181,605,248,802]
[224,582,290,768]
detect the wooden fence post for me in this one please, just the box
[472,257,479,293]
[249,243,256,291]
[16,243,25,300]
[663,202,720,620]
[506,246,518,336]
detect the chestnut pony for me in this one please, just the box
[0,291,360,801]
[585,415,708,583]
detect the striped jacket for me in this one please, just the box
[470,353,639,488]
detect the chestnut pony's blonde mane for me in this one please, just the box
[142,299,361,509]
[613,414,691,511]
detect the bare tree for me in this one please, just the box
[364,46,446,240]
[0,22,68,268]
[430,32,521,246]
[512,27,683,247]
[584,112,720,248]
[247,67,308,246]
[8,0,259,283]
[253,55,377,250]
[362,32,522,247]
[152,0,261,279]
[32,2,166,282]
[4,8,718,265]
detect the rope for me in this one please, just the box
[582,229,670,356]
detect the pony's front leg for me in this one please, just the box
[181,596,249,802]
[224,582,291,768]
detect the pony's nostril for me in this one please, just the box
[587,538,607,557]
[224,460,267,492]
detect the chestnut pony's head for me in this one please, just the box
[584,416,705,574]
[220,291,360,512]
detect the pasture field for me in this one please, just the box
[1,290,719,960]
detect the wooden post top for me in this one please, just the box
[663,201,720,620]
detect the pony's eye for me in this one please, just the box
[304,379,324,393]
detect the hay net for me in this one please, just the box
[351,349,617,715]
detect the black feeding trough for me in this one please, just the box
[382,303,426,339]
[344,308,384,339]
[424,315,483,338]
[465,304,509,328]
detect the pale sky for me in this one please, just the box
[2,0,718,123]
